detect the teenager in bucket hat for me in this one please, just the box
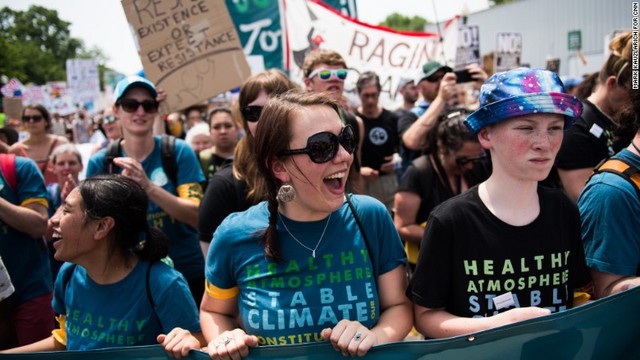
[408,67,591,339]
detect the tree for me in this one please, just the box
[0,5,108,85]
[379,13,428,32]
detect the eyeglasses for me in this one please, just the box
[455,153,487,166]
[22,115,44,122]
[102,115,117,124]
[117,98,159,113]
[240,105,263,123]
[279,125,355,164]
[308,68,348,82]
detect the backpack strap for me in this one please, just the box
[105,138,123,174]
[0,153,17,192]
[588,158,640,199]
[345,194,378,281]
[160,134,177,186]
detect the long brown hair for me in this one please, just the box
[253,91,341,261]
[232,69,298,203]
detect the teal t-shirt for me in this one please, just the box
[53,260,200,350]
[206,195,406,346]
[579,148,640,276]
[0,156,52,304]
[86,136,205,280]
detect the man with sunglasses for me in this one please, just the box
[86,75,206,303]
[302,49,365,194]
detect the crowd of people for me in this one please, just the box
[0,30,637,359]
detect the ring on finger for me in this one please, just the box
[353,332,362,341]
[223,336,232,345]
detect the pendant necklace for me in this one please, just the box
[279,213,332,258]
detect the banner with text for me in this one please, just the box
[3,287,638,360]
[283,0,458,108]
[121,0,251,114]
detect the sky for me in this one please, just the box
[0,0,490,76]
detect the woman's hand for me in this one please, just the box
[206,328,258,360]
[113,157,152,191]
[321,319,378,357]
[157,328,202,359]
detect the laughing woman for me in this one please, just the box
[181,91,410,358]
[2,175,203,357]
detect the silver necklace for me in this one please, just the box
[278,213,332,258]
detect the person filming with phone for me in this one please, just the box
[397,61,487,178]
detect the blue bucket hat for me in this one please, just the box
[113,75,157,102]
[464,68,583,134]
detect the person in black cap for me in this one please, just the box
[397,61,486,179]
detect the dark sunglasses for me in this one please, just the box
[240,105,263,123]
[117,98,159,114]
[425,73,444,83]
[455,153,487,166]
[308,68,348,81]
[279,125,355,164]
[22,115,44,122]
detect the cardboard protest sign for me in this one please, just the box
[546,58,560,74]
[121,0,250,114]
[3,97,23,120]
[455,24,480,70]
[494,32,522,72]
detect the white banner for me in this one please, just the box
[283,0,459,108]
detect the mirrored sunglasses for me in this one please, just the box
[240,105,263,123]
[117,98,159,114]
[279,125,355,164]
[22,115,44,122]
[102,115,118,124]
[308,68,348,82]
[455,153,487,166]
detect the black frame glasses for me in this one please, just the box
[117,98,159,114]
[279,125,355,164]
[240,105,263,123]
[455,153,487,166]
[22,115,44,122]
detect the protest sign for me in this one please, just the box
[455,24,480,70]
[66,59,101,111]
[494,32,522,72]
[121,0,251,114]
[3,97,23,120]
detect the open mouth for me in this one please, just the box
[323,171,346,194]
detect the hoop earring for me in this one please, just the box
[277,184,296,202]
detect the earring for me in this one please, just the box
[277,184,296,202]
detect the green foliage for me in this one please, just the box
[0,5,109,86]
[380,13,428,32]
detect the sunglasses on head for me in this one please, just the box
[22,115,44,123]
[117,98,159,114]
[279,125,355,164]
[240,105,263,123]
[455,153,487,166]
[308,68,348,82]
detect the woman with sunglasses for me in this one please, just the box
[9,104,69,185]
[198,70,298,256]
[394,109,490,272]
[185,91,411,358]
[86,75,206,304]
